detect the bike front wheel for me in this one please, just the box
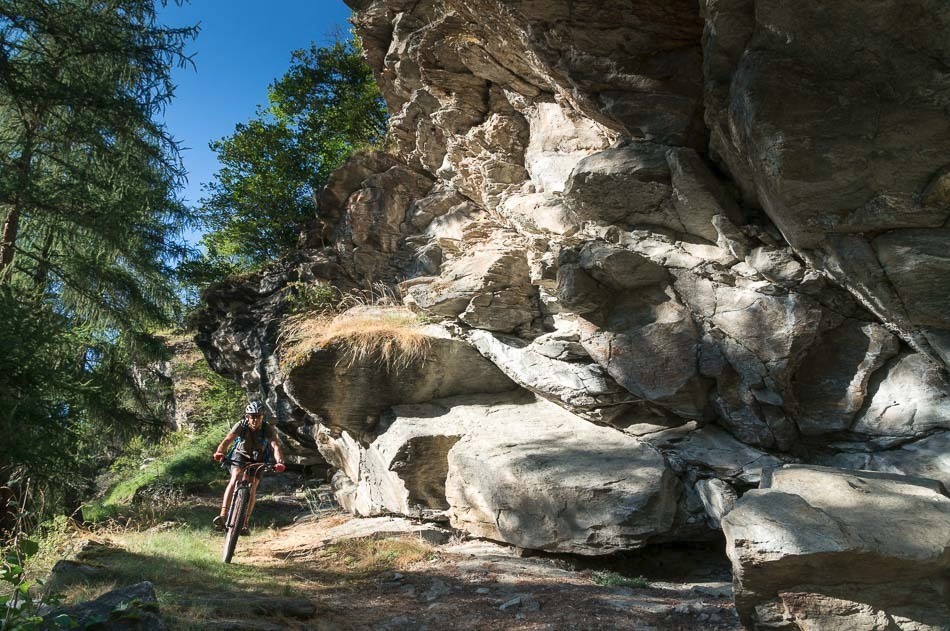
[222,486,249,564]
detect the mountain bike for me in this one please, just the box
[219,458,273,563]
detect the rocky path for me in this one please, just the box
[45,477,741,630]
[233,478,742,631]
[250,515,740,630]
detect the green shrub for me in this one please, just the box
[591,570,650,589]
[85,422,229,522]
[285,281,342,315]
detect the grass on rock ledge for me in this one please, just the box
[279,305,431,371]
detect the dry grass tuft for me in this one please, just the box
[321,536,438,574]
[279,306,431,371]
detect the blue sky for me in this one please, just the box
[159,0,354,243]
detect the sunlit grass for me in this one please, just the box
[48,526,301,629]
[320,536,439,575]
[279,306,431,371]
[84,423,229,523]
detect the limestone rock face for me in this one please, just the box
[703,0,950,363]
[325,391,681,555]
[194,0,950,567]
[283,323,516,440]
[722,466,950,630]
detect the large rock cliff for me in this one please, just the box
[194,0,950,590]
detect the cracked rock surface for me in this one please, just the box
[722,465,950,630]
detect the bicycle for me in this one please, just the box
[218,458,274,563]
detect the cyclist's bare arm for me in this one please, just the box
[265,424,286,466]
[214,432,238,459]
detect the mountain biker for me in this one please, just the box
[212,401,286,533]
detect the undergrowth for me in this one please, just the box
[591,570,650,589]
[84,422,229,524]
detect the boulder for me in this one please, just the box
[443,394,681,554]
[722,466,950,630]
[43,582,166,630]
[405,244,540,334]
[327,391,681,554]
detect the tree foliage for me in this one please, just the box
[0,0,197,328]
[181,37,387,286]
[0,0,197,523]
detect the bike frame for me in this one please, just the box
[220,458,272,563]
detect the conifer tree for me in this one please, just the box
[0,0,197,329]
[0,0,197,521]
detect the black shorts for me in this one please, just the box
[229,453,266,479]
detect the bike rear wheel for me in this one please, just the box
[222,487,249,564]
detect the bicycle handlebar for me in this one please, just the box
[218,457,276,473]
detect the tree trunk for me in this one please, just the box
[0,206,21,273]
[0,135,35,277]
[0,136,33,278]
[31,226,55,293]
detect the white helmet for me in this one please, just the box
[245,401,265,415]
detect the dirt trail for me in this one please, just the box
[49,475,741,630]
[237,472,741,631]
[247,514,740,631]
